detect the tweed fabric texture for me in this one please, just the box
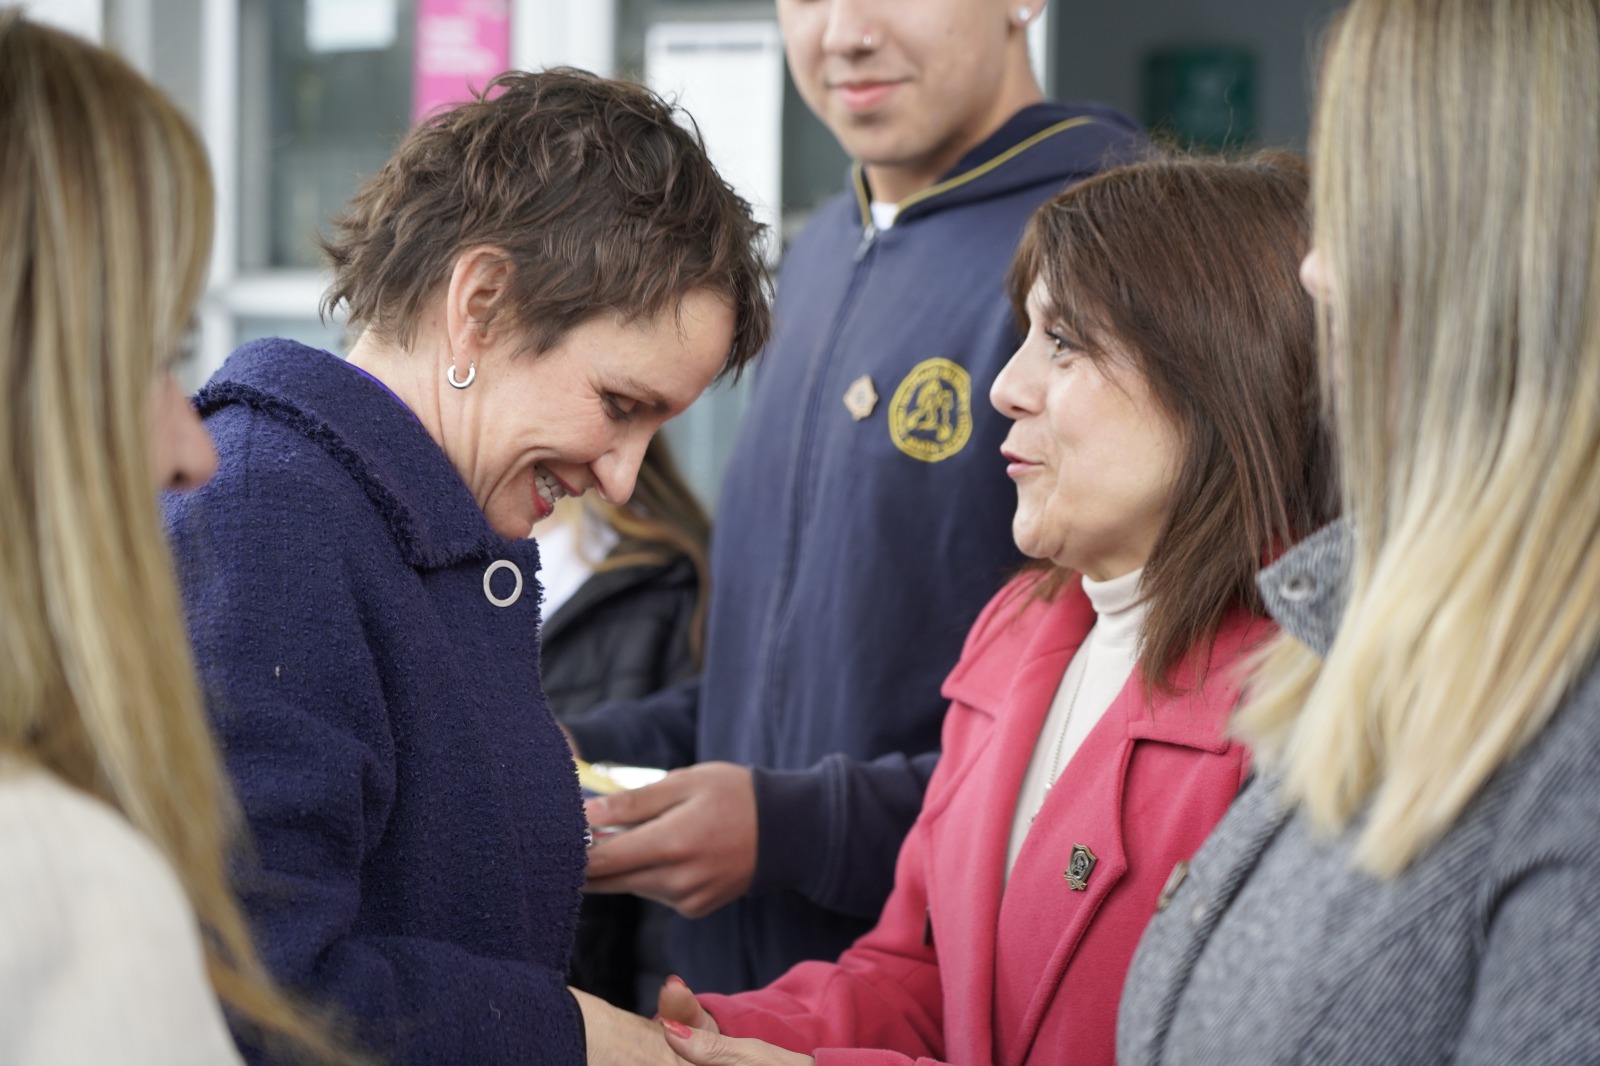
[167,339,587,1065]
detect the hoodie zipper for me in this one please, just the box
[754,213,879,765]
[748,119,1101,764]
[853,223,878,262]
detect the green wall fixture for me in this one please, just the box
[1142,46,1257,151]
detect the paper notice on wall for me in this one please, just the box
[413,0,511,124]
[307,0,398,53]
[645,21,785,264]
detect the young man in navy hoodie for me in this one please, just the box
[572,0,1141,995]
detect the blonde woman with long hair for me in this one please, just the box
[1119,1,1600,1062]
[0,14,351,1064]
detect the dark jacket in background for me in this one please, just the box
[540,551,699,1013]
[166,339,587,1065]
[568,102,1144,992]
[541,553,699,719]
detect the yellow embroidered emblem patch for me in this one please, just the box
[888,358,972,462]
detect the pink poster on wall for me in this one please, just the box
[412,0,511,124]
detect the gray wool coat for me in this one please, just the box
[1118,521,1600,1065]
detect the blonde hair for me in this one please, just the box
[1235,0,1600,877]
[0,13,356,1060]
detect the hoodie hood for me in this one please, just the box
[853,101,1144,227]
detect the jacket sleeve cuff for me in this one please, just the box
[564,713,640,766]
[563,677,700,770]
[750,764,835,898]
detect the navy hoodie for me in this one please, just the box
[568,102,1144,992]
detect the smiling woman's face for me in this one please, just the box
[989,279,1183,581]
[450,288,733,538]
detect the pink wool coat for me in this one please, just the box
[699,575,1264,1066]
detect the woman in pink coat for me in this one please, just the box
[644,154,1335,1066]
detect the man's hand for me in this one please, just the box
[573,987,685,1066]
[583,761,756,919]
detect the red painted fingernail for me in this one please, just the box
[661,1018,692,1040]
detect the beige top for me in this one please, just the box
[0,759,244,1065]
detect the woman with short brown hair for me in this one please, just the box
[165,68,770,1064]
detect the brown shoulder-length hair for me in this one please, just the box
[321,67,771,377]
[1008,151,1336,689]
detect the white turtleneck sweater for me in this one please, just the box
[1006,567,1148,880]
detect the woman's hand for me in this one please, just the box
[573,987,683,1066]
[660,1018,815,1066]
[657,974,720,1035]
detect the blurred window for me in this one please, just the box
[238,0,415,272]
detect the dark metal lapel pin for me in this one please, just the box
[1064,843,1098,891]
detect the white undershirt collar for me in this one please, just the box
[1004,567,1149,880]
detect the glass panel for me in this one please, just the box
[238,0,415,271]
[615,0,849,236]
[234,316,350,359]
[661,376,751,509]
[615,0,842,507]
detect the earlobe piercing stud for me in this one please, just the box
[1016,6,1033,22]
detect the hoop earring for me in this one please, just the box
[447,361,476,389]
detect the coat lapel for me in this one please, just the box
[1116,774,1293,1066]
[997,611,1267,1066]
[933,584,1095,1066]
[992,673,1139,1064]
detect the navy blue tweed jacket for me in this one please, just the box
[166,339,586,1065]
